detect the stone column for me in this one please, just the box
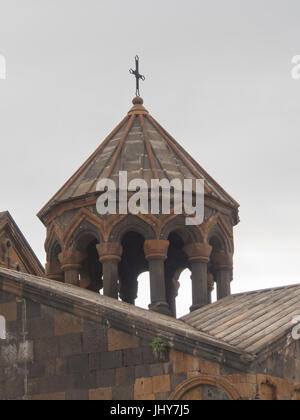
[207,272,215,304]
[184,242,212,312]
[144,240,170,316]
[211,252,233,300]
[58,250,86,286]
[45,261,64,282]
[97,242,123,299]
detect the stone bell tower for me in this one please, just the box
[38,96,239,317]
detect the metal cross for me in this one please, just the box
[129,55,145,97]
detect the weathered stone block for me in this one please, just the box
[113,385,134,400]
[66,389,89,401]
[0,344,17,366]
[116,366,135,386]
[31,392,66,401]
[96,369,116,388]
[152,375,171,394]
[89,387,113,400]
[18,341,34,364]
[108,328,139,351]
[0,302,17,322]
[54,311,83,336]
[134,377,153,398]
[82,321,107,353]
[124,347,143,366]
[35,337,59,362]
[66,354,89,374]
[100,351,123,370]
[59,333,82,357]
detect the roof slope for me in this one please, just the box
[0,211,44,276]
[38,97,239,221]
[182,284,300,355]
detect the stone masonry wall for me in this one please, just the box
[1,289,300,400]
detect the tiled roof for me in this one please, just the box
[182,284,300,354]
[38,97,239,220]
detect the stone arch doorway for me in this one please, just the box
[169,375,241,400]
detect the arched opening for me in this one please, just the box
[165,232,189,318]
[0,315,6,340]
[175,268,193,318]
[76,234,103,293]
[208,233,233,302]
[208,236,223,303]
[135,272,151,310]
[119,232,149,305]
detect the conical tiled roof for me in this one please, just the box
[38,97,239,221]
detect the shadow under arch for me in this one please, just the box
[119,231,149,304]
[165,232,189,317]
[109,214,156,243]
[160,215,203,245]
[72,230,103,293]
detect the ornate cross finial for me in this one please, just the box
[129,55,145,97]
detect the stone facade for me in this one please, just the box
[1,269,300,401]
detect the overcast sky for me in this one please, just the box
[0,0,299,316]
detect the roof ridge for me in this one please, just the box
[230,283,300,297]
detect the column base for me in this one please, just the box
[149,302,171,316]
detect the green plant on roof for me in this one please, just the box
[150,338,167,353]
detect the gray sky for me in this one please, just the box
[0,0,300,316]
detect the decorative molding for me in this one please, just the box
[169,375,241,400]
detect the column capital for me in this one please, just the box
[144,240,170,261]
[184,242,212,263]
[58,250,86,271]
[211,251,233,271]
[45,261,64,282]
[97,242,123,263]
